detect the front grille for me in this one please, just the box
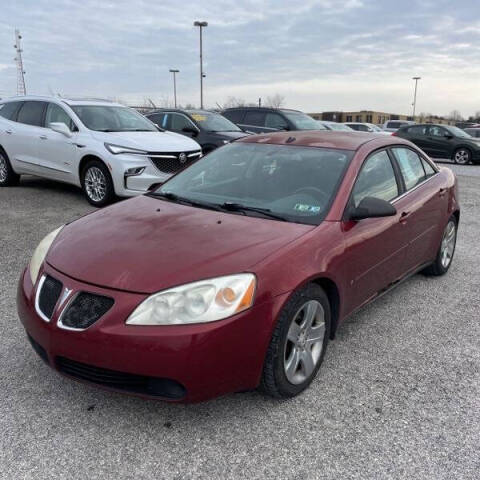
[38,275,63,320]
[149,150,201,174]
[61,292,114,329]
[56,357,186,399]
[27,334,49,364]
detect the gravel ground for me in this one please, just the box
[1,171,479,480]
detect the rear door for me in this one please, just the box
[401,125,430,152]
[35,102,78,181]
[240,110,267,133]
[9,101,48,174]
[342,149,408,311]
[390,146,446,272]
[0,101,24,169]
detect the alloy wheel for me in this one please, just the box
[440,220,456,268]
[85,167,107,202]
[284,300,326,385]
[0,154,8,182]
[454,149,470,165]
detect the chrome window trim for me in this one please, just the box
[34,275,53,323]
[391,173,437,204]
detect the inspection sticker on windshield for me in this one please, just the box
[294,203,321,213]
[191,114,206,122]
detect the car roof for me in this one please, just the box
[237,130,409,151]
[0,95,124,107]
[223,106,302,114]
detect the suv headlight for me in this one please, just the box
[126,274,256,325]
[29,226,64,285]
[104,143,147,155]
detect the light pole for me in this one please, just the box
[412,76,421,119]
[169,69,179,108]
[194,21,208,108]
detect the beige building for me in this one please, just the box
[309,110,454,125]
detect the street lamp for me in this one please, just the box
[194,21,208,109]
[411,77,421,119]
[169,69,179,108]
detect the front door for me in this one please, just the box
[425,125,452,159]
[342,149,408,313]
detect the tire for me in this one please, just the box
[453,148,471,165]
[423,216,457,276]
[260,284,331,399]
[81,160,115,207]
[0,149,20,186]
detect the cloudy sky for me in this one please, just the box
[1,0,479,117]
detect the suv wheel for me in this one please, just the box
[453,148,471,165]
[0,150,20,186]
[260,284,331,398]
[81,160,115,207]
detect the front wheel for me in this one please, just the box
[260,284,331,398]
[423,216,457,276]
[453,148,471,165]
[81,160,115,207]
[0,150,20,186]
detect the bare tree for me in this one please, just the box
[448,110,463,121]
[265,94,285,108]
[222,96,247,108]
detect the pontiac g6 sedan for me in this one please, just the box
[18,131,459,402]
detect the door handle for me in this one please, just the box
[399,211,411,223]
[5,129,12,134]
[39,135,48,140]
[439,187,447,198]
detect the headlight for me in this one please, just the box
[29,226,64,285]
[126,274,256,325]
[104,143,147,155]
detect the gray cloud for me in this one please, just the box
[1,0,479,116]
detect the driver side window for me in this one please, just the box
[171,114,195,132]
[429,126,447,137]
[352,150,399,207]
[265,113,288,130]
[45,103,76,131]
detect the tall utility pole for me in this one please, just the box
[411,76,421,119]
[14,29,26,96]
[169,69,179,108]
[193,21,208,109]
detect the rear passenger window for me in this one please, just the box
[392,148,426,190]
[0,101,22,120]
[244,111,265,126]
[352,150,399,207]
[16,101,47,127]
[224,110,244,123]
[407,126,427,135]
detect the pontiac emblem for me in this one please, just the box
[179,152,187,164]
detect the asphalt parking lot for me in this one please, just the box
[1,166,479,480]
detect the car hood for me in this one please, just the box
[91,130,201,152]
[211,130,250,141]
[46,196,313,294]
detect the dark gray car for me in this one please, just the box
[146,109,249,154]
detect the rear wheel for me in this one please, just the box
[453,148,471,165]
[81,160,115,207]
[423,216,457,276]
[260,284,331,398]
[0,150,20,186]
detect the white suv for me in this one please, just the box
[0,96,201,206]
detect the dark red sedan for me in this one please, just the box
[18,131,459,402]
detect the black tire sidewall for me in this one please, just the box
[0,150,20,186]
[81,160,115,207]
[454,148,471,165]
[262,284,331,398]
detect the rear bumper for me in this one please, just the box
[17,265,286,402]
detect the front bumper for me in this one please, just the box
[17,264,286,402]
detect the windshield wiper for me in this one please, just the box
[150,191,223,211]
[219,202,287,221]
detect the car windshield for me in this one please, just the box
[153,143,352,225]
[446,126,472,138]
[71,105,157,132]
[188,111,241,132]
[282,111,323,130]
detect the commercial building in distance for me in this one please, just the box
[309,110,454,125]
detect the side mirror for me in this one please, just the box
[444,133,453,139]
[49,122,72,138]
[182,126,199,136]
[349,197,397,221]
